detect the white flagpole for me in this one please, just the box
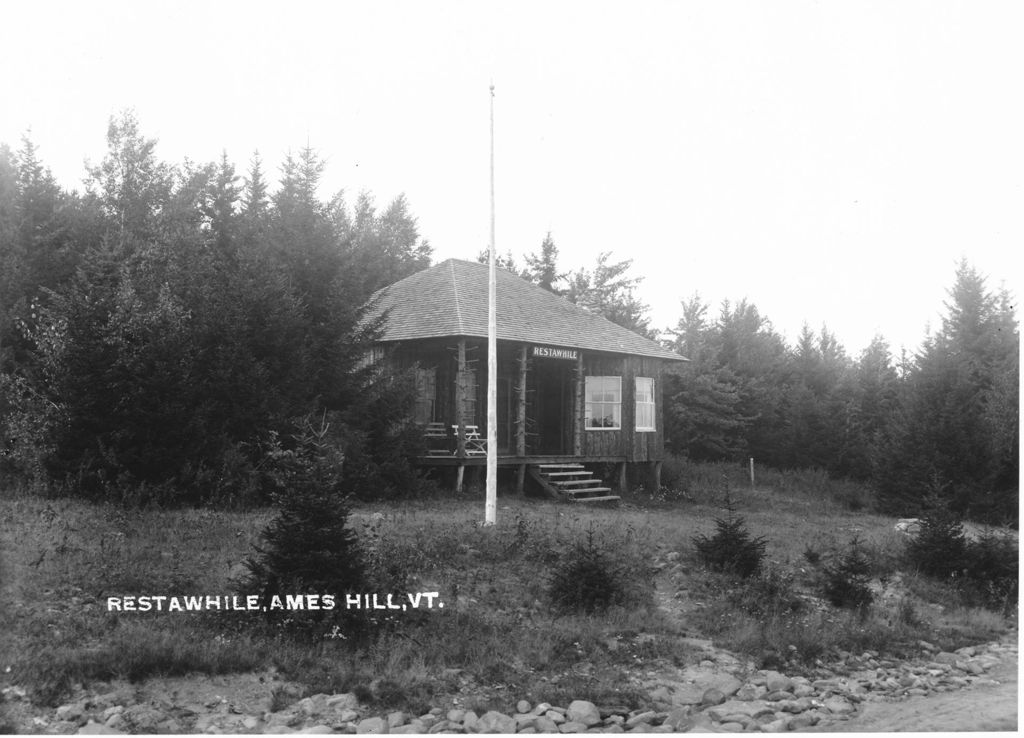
[485,83,497,526]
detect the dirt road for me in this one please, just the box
[816,656,1018,732]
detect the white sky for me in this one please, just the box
[2,0,1021,356]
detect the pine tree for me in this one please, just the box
[524,232,564,292]
[874,261,1018,520]
[244,415,366,620]
[564,252,652,336]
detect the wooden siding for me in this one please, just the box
[580,353,665,462]
[379,339,667,463]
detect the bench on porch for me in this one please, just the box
[423,422,452,456]
[422,423,487,457]
[455,425,487,456]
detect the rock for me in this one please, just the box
[663,708,694,731]
[514,714,538,731]
[534,716,559,733]
[297,695,329,717]
[427,720,457,733]
[648,686,673,704]
[391,725,424,735]
[56,702,88,724]
[300,726,335,734]
[327,693,360,711]
[792,684,815,698]
[764,691,794,702]
[478,710,515,734]
[760,717,791,732]
[531,703,552,716]
[517,699,532,714]
[788,713,819,730]
[91,690,133,710]
[716,713,752,727]
[2,685,27,701]
[625,711,657,729]
[823,697,854,715]
[764,672,794,694]
[734,684,763,701]
[461,711,479,731]
[700,688,726,706]
[264,727,298,734]
[718,721,745,732]
[557,721,588,733]
[356,716,388,733]
[545,710,566,725]
[566,701,602,727]
[103,715,126,732]
[156,718,184,732]
[447,709,465,724]
[121,705,166,732]
[933,652,959,665]
[386,712,407,729]
[267,711,302,728]
[706,700,775,722]
[76,722,126,735]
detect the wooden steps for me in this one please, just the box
[529,463,620,505]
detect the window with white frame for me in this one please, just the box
[635,377,655,431]
[585,376,621,429]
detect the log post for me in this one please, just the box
[455,339,467,458]
[516,463,526,494]
[617,462,627,493]
[650,460,662,491]
[455,464,465,493]
[573,352,583,456]
[516,344,527,457]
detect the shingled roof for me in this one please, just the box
[367,258,686,361]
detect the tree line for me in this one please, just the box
[1,112,1017,521]
[1,112,431,504]
[488,236,1018,524]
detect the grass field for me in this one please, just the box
[0,462,1015,714]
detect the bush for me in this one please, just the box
[962,531,1019,613]
[243,414,366,634]
[821,536,874,610]
[693,489,766,578]
[547,528,646,614]
[731,566,804,619]
[904,495,968,579]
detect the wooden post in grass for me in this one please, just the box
[749,457,755,490]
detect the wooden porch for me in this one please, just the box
[416,452,663,502]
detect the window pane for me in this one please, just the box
[635,376,655,431]
[585,376,621,429]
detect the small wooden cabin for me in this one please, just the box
[367,259,687,501]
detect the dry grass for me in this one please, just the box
[0,462,1015,710]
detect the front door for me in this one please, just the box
[533,362,570,454]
